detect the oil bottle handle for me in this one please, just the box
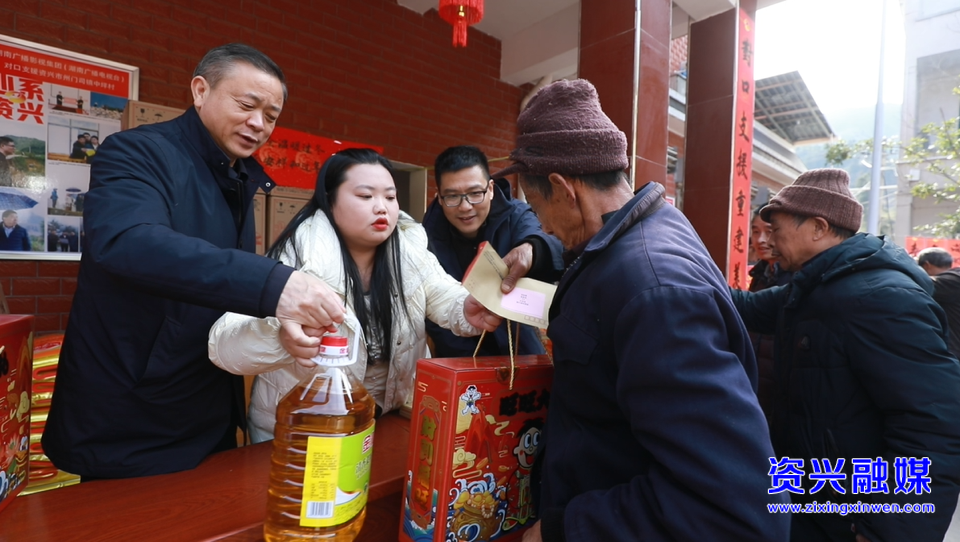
[348,322,361,365]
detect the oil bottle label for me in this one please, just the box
[300,423,376,527]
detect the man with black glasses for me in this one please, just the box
[423,145,563,357]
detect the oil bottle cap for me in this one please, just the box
[319,335,349,357]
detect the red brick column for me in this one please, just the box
[579,0,671,189]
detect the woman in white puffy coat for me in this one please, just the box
[208,148,499,443]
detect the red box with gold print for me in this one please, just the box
[400,355,552,542]
[0,315,33,514]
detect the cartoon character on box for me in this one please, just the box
[403,373,550,542]
[503,418,542,528]
[445,386,547,541]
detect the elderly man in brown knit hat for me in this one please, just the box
[498,79,788,542]
[732,168,960,542]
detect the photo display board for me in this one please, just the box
[0,35,138,260]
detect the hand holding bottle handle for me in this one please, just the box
[308,324,361,367]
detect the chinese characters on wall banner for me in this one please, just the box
[254,126,383,191]
[728,8,755,290]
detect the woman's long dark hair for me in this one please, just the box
[267,148,409,364]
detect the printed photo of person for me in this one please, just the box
[45,162,90,217]
[0,207,43,252]
[46,115,117,165]
[0,210,30,251]
[0,118,47,189]
[49,85,91,116]
[47,216,83,253]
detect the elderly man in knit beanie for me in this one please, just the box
[731,168,960,542]
[500,79,788,542]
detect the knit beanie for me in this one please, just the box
[760,168,862,232]
[496,79,628,178]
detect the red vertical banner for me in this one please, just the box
[728,8,755,290]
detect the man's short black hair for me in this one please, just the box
[918,247,954,269]
[434,146,490,189]
[0,136,13,147]
[193,43,288,102]
[520,170,627,199]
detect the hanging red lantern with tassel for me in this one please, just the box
[438,0,484,47]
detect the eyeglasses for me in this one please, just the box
[440,181,491,207]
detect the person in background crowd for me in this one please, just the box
[422,145,563,358]
[747,209,792,426]
[499,79,786,542]
[732,168,960,542]
[43,43,347,480]
[0,210,30,251]
[917,246,960,359]
[208,148,501,442]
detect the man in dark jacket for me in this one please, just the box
[0,210,30,250]
[732,168,960,542]
[499,79,787,542]
[917,247,960,359]
[43,44,346,479]
[748,209,792,427]
[423,145,563,357]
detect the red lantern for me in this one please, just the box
[438,0,484,47]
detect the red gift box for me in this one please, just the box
[400,355,552,542]
[0,315,33,515]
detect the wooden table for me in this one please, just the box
[0,414,410,542]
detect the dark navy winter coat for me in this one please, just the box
[422,178,563,357]
[0,223,30,251]
[732,233,960,542]
[538,182,788,541]
[43,107,292,478]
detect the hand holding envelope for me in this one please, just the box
[461,242,556,329]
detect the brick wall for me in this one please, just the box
[0,1,525,332]
[1,260,77,331]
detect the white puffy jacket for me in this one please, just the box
[208,210,480,443]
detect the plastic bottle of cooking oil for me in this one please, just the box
[264,331,377,542]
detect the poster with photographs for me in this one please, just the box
[0,34,138,260]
